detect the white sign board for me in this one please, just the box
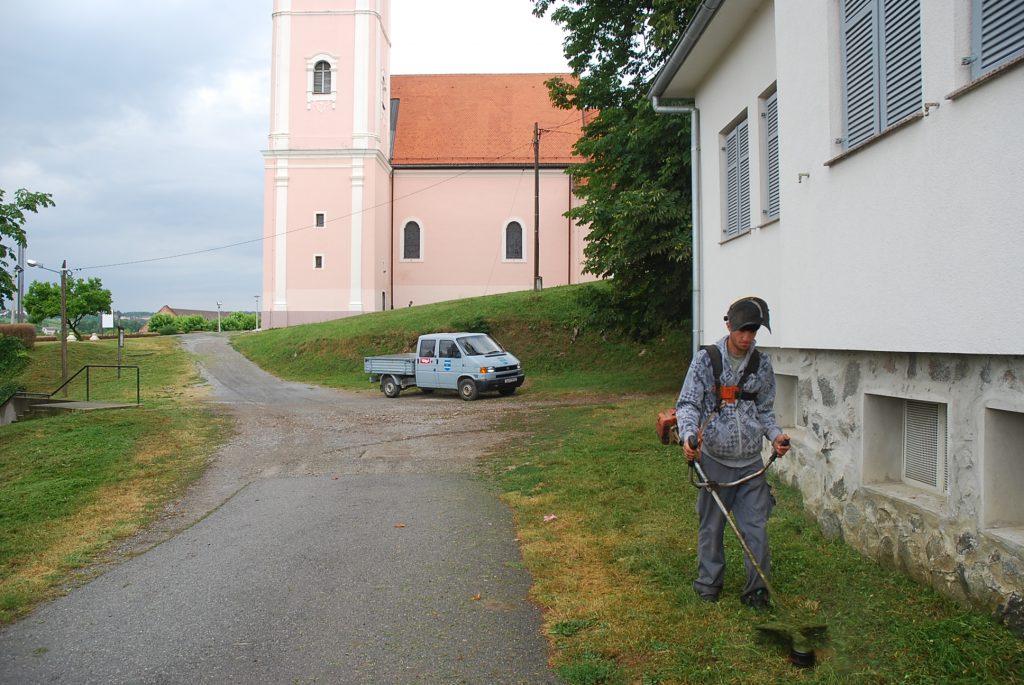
[102,313,114,328]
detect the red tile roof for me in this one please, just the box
[391,73,587,166]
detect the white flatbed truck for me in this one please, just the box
[363,332,525,401]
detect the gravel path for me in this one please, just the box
[0,333,561,684]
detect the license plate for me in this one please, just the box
[504,378,517,384]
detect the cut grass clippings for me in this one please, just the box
[485,396,1024,684]
[0,336,230,624]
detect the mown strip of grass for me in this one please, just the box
[485,396,1024,684]
[0,336,230,623]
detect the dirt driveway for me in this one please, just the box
[0,333,561,684]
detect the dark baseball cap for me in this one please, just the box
[725,297,771,332]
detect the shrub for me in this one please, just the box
[221,311,256,331]
[0,323,37,349]
[177,315,211,333]
[156,325,179,336]
[0,334,28,379]
[147,313,177,331]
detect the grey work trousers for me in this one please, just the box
[692,456,774,599]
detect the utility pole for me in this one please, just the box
[59,260,68,397]
[533,122,542,291]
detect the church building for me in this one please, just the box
[261,0,593,328]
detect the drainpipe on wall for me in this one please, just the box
[651,98,702,359]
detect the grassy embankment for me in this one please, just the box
[234,283,1024,684]
[0,336,230,624]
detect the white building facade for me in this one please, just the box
[650,0,1024,632]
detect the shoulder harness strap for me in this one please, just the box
[702,345,760,405]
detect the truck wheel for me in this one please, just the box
[381,376,401,398]
[498,386,516,396]
[458,378,479,401]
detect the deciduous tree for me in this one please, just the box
[24,277,113,339]
[0,188,55,305]
[533,0,699,339]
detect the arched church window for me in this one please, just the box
[403,221,421,260]
[504,221,524,261]
[313,60,332,94]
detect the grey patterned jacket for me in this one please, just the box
[675,335,783,467]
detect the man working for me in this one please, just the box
[675,296,790,610]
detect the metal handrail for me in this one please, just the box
[49,365,141,405]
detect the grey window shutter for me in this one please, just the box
[724,119,750,237]
[506,221,523,260]
[882,0,922,127]
[765,92,780,219]
[841,0,881,147]
[403,221,420,259]
[737,120,750,233]
[974,0,1024,78]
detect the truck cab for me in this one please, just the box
[413,332,525,400]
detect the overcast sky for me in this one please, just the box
[0,1,569,313]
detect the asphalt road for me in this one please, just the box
[0,333,561,684]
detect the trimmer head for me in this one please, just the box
[756,620,829,669]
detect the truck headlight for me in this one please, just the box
[479,366,495,373]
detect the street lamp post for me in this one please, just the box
[11,265,23,324]
[27,258,70,396]
[216,301,222,333]
[254,295,260,331]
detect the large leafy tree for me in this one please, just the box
[0,188,55,305]
[532,0,700,339]
[24,276,113,339]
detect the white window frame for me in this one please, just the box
[759,87,780,222]
[306,54,338,109]
[502,219,527,262]
[313,254,324,270]
[721,113,751,240]
[400,219,424,262]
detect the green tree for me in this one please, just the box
[24,276,114,339]
[533,0,699,339]
[0,188,55,305]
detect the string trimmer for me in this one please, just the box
[686,435,828,668]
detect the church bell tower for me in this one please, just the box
[262,0,393,328]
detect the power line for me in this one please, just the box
[77,132,567,271]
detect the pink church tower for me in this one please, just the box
[262,0,392,327]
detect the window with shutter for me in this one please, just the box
[762,91,780,220]
[840,0,921,148]
[972,0,1024,79]
[723,118,750,238]
[402,221,421,260]
[903,399,948,494]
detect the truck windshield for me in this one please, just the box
[457,334,504,356]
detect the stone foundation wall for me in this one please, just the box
[767,347,1024,637]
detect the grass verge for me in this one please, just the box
[0,336,230,624]
[485,396,1024,683]
[231,283,690,397]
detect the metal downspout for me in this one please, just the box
[651,98,702,359]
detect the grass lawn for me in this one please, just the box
[0,336,230,623]
[2,284,1021,683]
[486,395,1024,683]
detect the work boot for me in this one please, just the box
[740,588,770,611]
[695,589,719,603]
